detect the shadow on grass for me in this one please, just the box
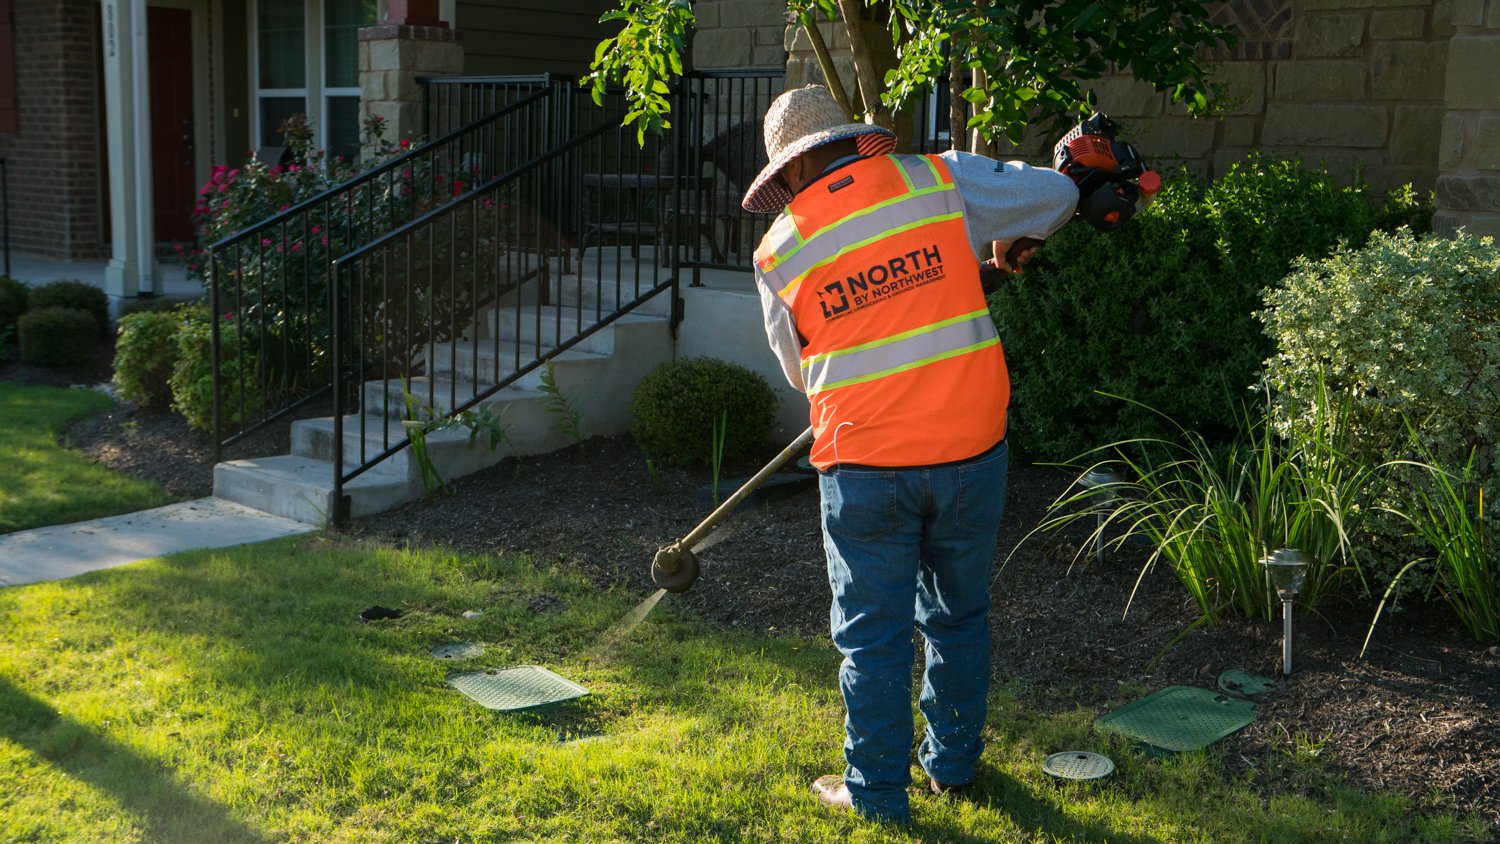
[912,768,1158,843]
[0,675,269,843]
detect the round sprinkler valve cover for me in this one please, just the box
[1043,751,1115,781]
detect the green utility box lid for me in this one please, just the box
[446,665,589,712]
[1096,686,1255,753]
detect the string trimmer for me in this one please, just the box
[649,425,814,593]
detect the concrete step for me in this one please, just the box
[213,454,414,525]
[423,341,611,388]
[356,377,579,457]
[482,304,667,355]
[505,271,676,317]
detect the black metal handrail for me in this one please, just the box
[667,69,784,285]
[421,74,561,140]
[207,76,567,459]
[326,86,680,521]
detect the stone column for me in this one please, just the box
[358,1,463,148]
[101,0,159,306]
[1435,3,1500,238]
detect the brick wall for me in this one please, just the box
[0,0,106,261]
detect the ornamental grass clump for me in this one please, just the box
[1042,382,1380,624]
[1260,228,1500,598]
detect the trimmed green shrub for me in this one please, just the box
[114,308,184,408]
[27,279,110,336]
[17,307,99,366]
[992,154,1381,461]
[170,307,262,432]
[1261,228,1500,594]
[630,357,777,467]
[0,275,27,333]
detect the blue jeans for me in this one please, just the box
[819,439,1009,823]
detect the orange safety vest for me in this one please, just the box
[755,153,1009,469]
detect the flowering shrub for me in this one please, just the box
[189,113,519,431]
[181,114,397,280]
[1261,228,1500,596]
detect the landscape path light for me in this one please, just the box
[1260,547,1311,676]
[1079,466,1126,564]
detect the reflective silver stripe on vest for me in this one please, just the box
[799,309,998,395]
[759,156,960,297]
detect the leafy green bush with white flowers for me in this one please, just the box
[1260,227,1500,603]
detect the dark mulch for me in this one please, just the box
[13,345,1496,834]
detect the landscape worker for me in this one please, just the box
[740,84,1078,824]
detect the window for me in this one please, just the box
[253,0,376,160]
[324,0,375,161]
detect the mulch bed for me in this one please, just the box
[9,340,1496,834]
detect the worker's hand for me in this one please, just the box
[991,238,1043,273]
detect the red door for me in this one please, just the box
[149,7,196,244]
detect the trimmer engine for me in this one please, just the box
[1052,113,1161,231]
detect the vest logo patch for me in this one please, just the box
[816,244,946,322]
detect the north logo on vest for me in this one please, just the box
[815,244,946,322]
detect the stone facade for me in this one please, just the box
[777,0,1499,233]
[689,0,787,71]
[359,24,465,145]
[0,0,107,260]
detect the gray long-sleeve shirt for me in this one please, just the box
[755,150,1079,391]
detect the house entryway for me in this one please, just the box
[148,5,197,244]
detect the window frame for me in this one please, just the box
[249,0,379,159]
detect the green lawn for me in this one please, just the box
[0,538,1487,843]
[0,381,175,534]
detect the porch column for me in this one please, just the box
[359,2,463,147]
[100,0,158,305]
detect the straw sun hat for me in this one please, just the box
[740,85,898,213]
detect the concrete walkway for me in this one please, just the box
[0,498,315,587]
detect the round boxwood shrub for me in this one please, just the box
[114,308,184,408]
[28,279,110,336]
[0,275,27,333]
[17,306,99,366]
[170,307,262,432]
[630,357,777,467]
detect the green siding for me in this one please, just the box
[457,0,616,76]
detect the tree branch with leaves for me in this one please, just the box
[586,0,1233,151]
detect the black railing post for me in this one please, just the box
[209,248,222,464]
[330,256,346,528]
[1,158,9,278]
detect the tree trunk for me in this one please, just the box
[835,0,889,129]
[800,12,855,122]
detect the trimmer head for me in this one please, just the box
[651,544,700,593]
